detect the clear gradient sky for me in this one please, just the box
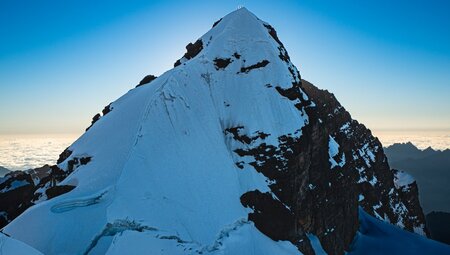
[1,0,449,134]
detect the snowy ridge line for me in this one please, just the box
[110,76,171,190]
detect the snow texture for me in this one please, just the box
[328,136,345,169]
[347,208,450,255]
[0,233,43,255]
[393,170,415,190]
[306,234,327,255]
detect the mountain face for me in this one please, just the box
[384,142,441,164]
[384,142,450,213]
[384,143,450,245]
[1,8,448,255]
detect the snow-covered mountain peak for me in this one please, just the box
[174,7,301,84]
[3,8,311,255]
[1,8,446,255]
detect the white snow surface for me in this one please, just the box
[393,170,415,189]
[4,8,307,255]
[328,136,345,168]
[306,234,327,255]
[0,233,43,255]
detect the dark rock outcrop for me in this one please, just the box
[85,113,101,131]
[136,75,157,87]
[57,148,72,164]
[102,103,112,115]
[0,151,92,228]
[46,185,75,200]
[385,143,450,214]
[213,58,232,70]
[212,18,222,28]
[174,39,203,67]
[239,60,270,73]
[85,103,114,131]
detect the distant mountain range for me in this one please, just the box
[0,166,11,177]
[384,142,450,214]
[384,142,450,245]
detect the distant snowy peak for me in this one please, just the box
[1,7,442,255]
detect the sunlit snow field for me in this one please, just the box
[0,130,449,171]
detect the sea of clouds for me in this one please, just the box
[374,130,450,151]
[0,134,79,171]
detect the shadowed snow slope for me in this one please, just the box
[348,209,450,255]
[0,233,43,255]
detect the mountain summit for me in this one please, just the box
[1,8,449,255]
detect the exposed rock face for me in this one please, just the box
[301,80,428,236]
[85,103,114,131]
[0,150,91,228]
[217,17,428,254]
[174,39,204,67]
[136,74,157,87]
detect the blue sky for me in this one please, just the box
[1,0,449,134]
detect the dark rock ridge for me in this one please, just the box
[174,39,203,67]
[384,142,450,213]
[238,60,270,73]
[212,18,222,28]
[0,150,91,228]
[136,74,157,87]
[86,102,114,131]
[229,78,429,254]
[213,57,232,70]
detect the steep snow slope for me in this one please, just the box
[348,209,450,255]
[0,233,43,255]
[3,8,307,255]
